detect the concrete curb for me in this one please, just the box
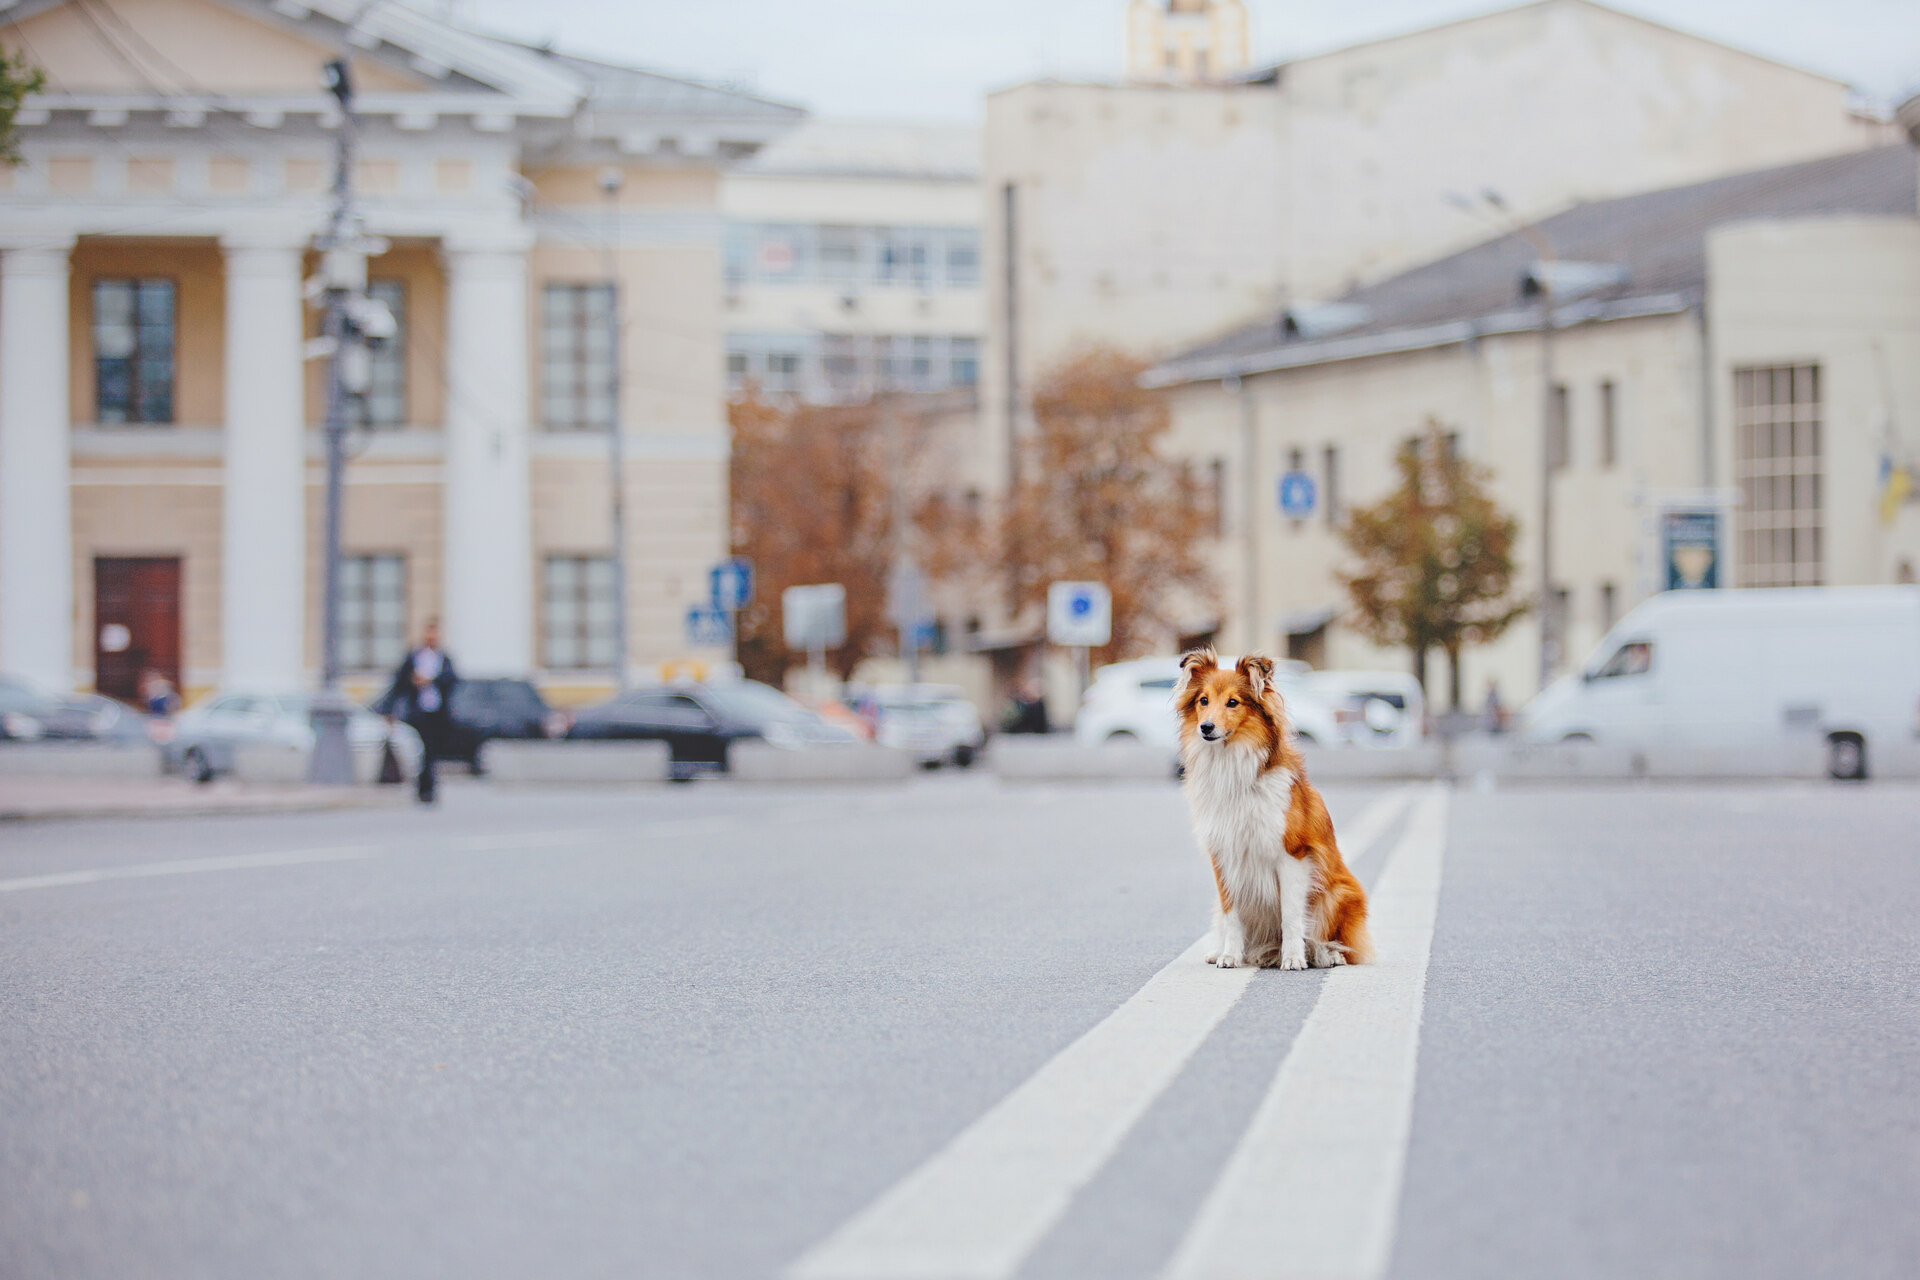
[0,743,163,779]
[481,740,672,785]
[0,782,411,823]
[728,743,914,782]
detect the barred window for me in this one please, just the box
[365,280,406,428]
[339,554,407,671]
[543,555,617,669]
[1735,365,1822,587]
[541,283,616,431]
[94,278,175,424]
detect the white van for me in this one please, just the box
[1521,586,1920,778]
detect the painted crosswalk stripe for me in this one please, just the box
[1162,783,1451,1280]
[787,786,1417,1280]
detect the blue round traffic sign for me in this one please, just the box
[1278,470,1317,519]
[1070,592,1093,617]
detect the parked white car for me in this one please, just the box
[168,691,422,782]
[867,684,986,767]
[1074,656,1340,749]
[1520,586,1920,779]
[1304,669,1427,746]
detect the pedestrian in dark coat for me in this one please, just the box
[381,618,459,804]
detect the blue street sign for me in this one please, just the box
[710,557,753,611]
[1278,470,1317,519]
[685,605,732,648]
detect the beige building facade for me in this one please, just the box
[1143,144,1920,706]
[0,0,801,701]
[982,0,1894,494]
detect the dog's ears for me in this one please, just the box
[1177,646,1218,691]
[1237,654,1276,698]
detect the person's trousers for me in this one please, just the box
[410,711,449,803]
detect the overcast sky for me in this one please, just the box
[457,0,1918,121]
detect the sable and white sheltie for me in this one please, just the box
[1176,647,1372,970]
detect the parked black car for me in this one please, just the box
[440,678,568,772]
[0,674,58,740]
[567,680,856,778]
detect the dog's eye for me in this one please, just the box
[1197,696,1208,706]
[1226,699,1239,708]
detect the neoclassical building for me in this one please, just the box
[0,0,799,700]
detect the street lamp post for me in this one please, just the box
[308,55,363,785]
[600,168,630,689]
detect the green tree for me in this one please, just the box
[1339,421,1528,708]
[0,50,46,168]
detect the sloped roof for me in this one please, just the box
[525,47,803,123]
[1146,144,1919,387]
[733,119,979,181]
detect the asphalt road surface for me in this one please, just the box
[4,773,1916,1279]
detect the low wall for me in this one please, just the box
[481,740,671,785]
[728,743,913,782]
[0,742,163,779]
[230,743,398,786]
[990,740,1179,782]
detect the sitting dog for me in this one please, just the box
[1176,647,1372,970]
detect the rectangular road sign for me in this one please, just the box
[710,557,754,611]
[685,606,732,648]
[782,583,847,651]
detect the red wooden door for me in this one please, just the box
[94,557,181,703]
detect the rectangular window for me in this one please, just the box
[879,233,930,287]
[823,335,861,397]
[1548,384,1570,469]
[1599,580,1617,632]
[93,278,175,424]
[365,279,406,428]
[819,227,861,283]
[1323,445,1340,527]
[1598,379,1617,468]
[543,554,617,670]
[909,335,934,389]
[725,349,749,391]
[338,554,407,671]
[945,231,980,286]
[1734,364,1823,587]
[541,283,616,431]
[949,336,979,386]
[765,351,802,392]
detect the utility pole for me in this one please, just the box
[308,53,362,784]
[599,167,630,689]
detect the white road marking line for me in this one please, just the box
[1162,783,1451,1280]
[787,787,1417,1280]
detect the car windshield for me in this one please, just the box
[703,682,817,726]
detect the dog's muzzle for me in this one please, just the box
[1199,722,1218,741]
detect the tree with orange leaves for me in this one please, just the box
[996,348,1217,663]
[1339,421,1528,708]
[728,392,894,684]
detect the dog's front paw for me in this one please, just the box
[1311,944,1346,968]
[1203,950,1220,965]
[1215,951,1244,969]
[1279,942,1309,971]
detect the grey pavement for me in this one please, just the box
[2,775,1916,1278]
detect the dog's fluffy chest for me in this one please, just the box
[1183,745,1295,903]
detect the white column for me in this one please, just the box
[220,238,307,689]
[441,242,533,674]
[0,240,75,690]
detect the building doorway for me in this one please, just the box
[94,557,181,703]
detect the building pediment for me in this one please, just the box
[0,0,584,113]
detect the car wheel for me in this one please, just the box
[1827,733,1867,781]
[183,746,215,785]
[1561,732,1596,744]
[1105,730,1137,742]
[952,744,976,768]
